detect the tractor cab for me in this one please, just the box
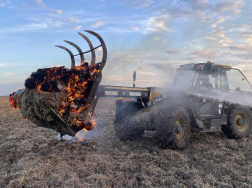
[175,62,252,94]
[173,62,252,129]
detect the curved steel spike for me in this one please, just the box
[84,30,107,71]
[64,40,85,65]
[78,32,96,65]
[55,45,75,69]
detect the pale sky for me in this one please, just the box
[1,0,252,96]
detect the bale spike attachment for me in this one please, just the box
[55,30,107,71]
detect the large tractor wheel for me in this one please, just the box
[221,107,252,138]
[114,101,144,141]
[155,106,191,149]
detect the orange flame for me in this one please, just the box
[9,92,18,109]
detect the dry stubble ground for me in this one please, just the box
[0,96,252,188]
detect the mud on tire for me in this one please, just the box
[221,107,252,138]
[114,101,144,141]
[155,106,191,149]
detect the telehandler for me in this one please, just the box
[112,62,252,149]
[10,31,252,149]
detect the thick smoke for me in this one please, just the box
[57,127,103,142]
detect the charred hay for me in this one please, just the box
[10,65,99,136]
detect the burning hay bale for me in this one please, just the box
[9,30,107,136]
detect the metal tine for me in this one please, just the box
[84,30,107,71]
[49,107,67,125]
[78,32,96,65]
[55,45,75,69]
[64,40,84,65]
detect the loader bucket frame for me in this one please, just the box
[43,30,107,136]
[55,30,107,73]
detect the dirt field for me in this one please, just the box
[0,96,252,188]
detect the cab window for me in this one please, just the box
[221,69,252,93]
[173,70,198,89]
[196,74,216,89]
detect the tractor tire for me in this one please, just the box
[114,101,144,141]
[155,106,191,149]
[221,107,252,138]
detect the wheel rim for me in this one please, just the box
[235,113,249,132]
[175,118,186,141]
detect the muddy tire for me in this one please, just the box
[114,101,144,141]
[221,107,252,138]
[155,106,191,149]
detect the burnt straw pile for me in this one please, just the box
[9,30,107,136]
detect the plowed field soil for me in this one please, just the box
[0,96,252,188]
